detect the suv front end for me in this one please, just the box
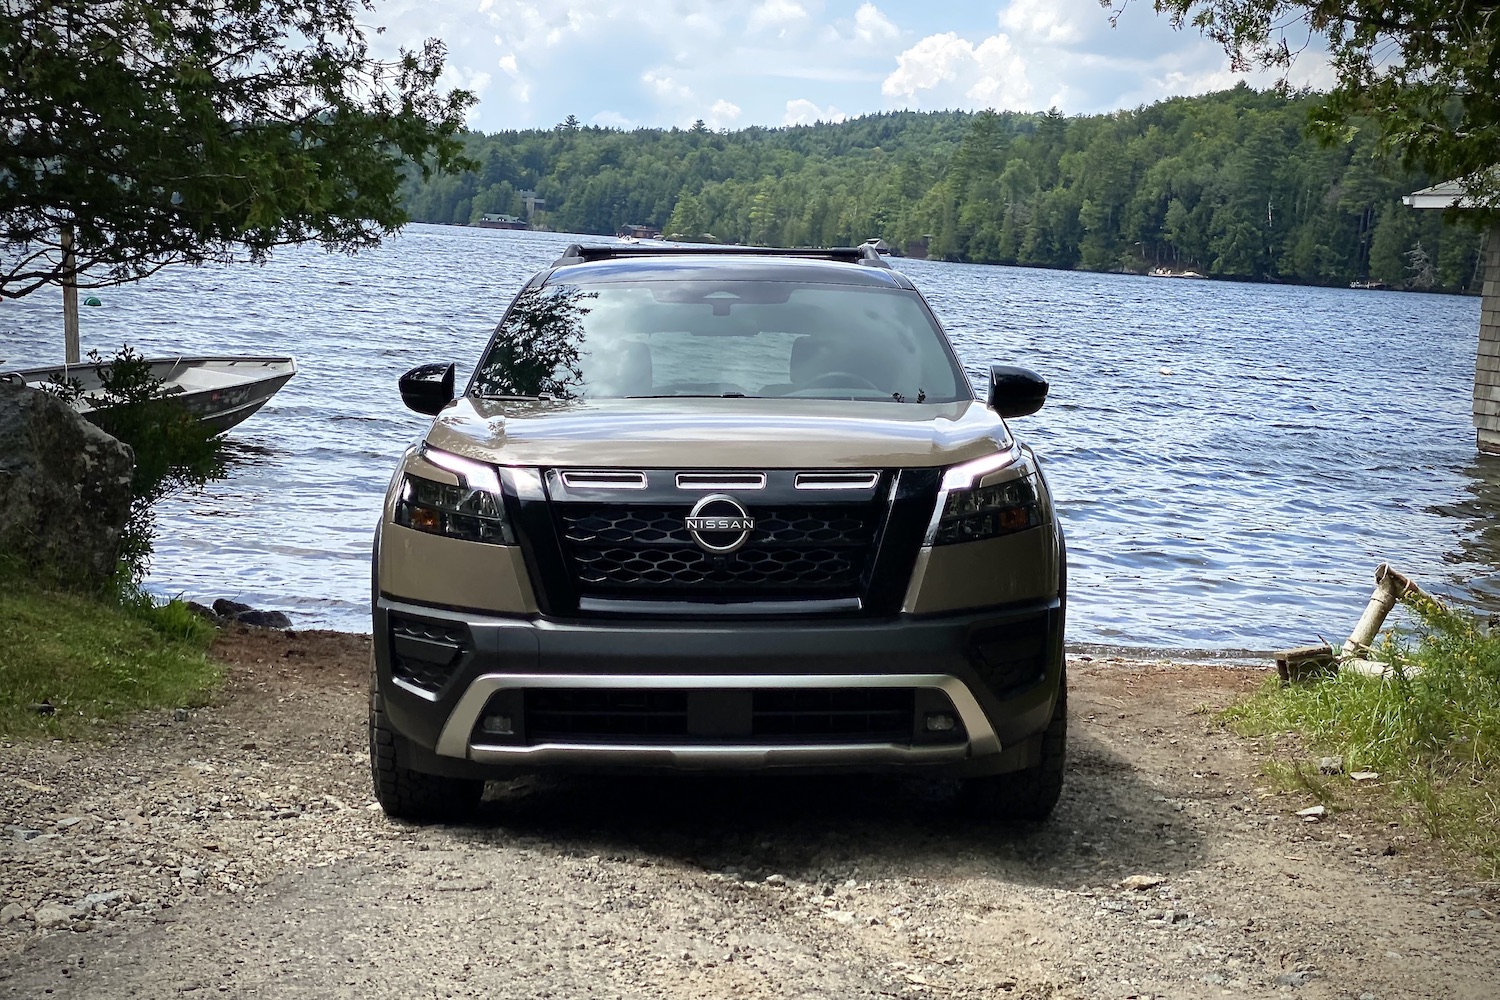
[370,245,1066,822]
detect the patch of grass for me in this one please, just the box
[1260,758,1338,805]
[0,581,220,740]
[1224,593,1500,876]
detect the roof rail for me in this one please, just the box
[551,243,892,269]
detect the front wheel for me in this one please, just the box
[962,669,1067,821]
[369,671,483,822]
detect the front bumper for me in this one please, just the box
[373,596,1064,779]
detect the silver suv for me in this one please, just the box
[370,245,1066,821]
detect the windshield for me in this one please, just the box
[469,279,967,403]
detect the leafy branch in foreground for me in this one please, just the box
[0,0,477,300]
[1224,591,1500,875]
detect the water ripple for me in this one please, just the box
[0,227,1488,649]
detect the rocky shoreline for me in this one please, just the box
[185,598,294,630]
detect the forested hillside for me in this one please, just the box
[402,84,1483,292]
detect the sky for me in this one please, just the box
[371,0,1332,134]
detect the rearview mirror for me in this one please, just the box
[399,363,455,415]
[987,364,1048,417]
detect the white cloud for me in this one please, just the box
[367,0,1335,133]
[591,110,635,129]
[883,32,976,97]
[964,35,1029,107]
[853,3,899,43]
[491,50,530,104]
[784,98,846,126]
[642,70,693,101]
[485,5,553,46]
[708,99,742,127]
[748,0,810,34]
[1000,0,1083,45]
[882,29,1032,110]
[440,65,492,96]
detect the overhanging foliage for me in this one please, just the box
[0,0,475,299]
[1144,0,1500,213]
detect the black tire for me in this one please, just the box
[369,671,483,822]
[962,669,1067,822]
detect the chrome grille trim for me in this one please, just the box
[675,472,767,490]
[795,471,880,490]
[560,470,648,490]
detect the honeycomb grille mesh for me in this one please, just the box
[557,505,878,598]
[389,615,467,694]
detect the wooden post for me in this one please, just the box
[61,224,79,364]
[1274,644,1337,684]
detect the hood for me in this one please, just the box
[423,396,1011,469]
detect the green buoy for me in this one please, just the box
[83,296,101,306]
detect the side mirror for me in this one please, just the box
[399,363,455,415]
[987,364,1048,417]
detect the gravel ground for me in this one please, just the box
[1,627,1497,999]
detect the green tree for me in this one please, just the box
[1367,201,1417,285]
[0,0,474,300]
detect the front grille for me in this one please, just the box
[557,505,879,600]
[528,689,689,741]
[389,614,468,695]
[751,688,913,741]
[523,688,920,744]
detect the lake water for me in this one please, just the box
[1,225,1491,652]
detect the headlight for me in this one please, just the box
[927,448,1043,546]
[394,446,514,545]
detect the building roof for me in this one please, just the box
[1404,180,1482,210]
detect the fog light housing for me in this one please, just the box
[480,714,514,736]
[925,712,957,733]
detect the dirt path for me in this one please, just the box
[1,628,1496,999]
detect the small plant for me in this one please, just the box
[1224,592,1500,875]
[41,346,225,585]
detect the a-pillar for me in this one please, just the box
[1477,222,1500,454]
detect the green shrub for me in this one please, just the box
[43,346,225,583]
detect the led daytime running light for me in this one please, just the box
[940,446,1020,491]
[421,445,503,496]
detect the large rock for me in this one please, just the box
[0,380,134,589]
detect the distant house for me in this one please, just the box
[475,214,527,230]
[617,223,661,239]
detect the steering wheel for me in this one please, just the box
[800,371,881,391]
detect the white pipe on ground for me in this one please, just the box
[1342,563,1426,658]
